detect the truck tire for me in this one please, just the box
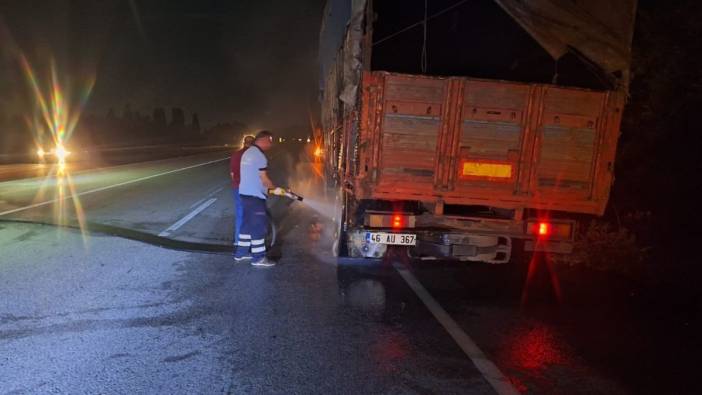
[266,212,276,250]
[332,189,349,257]
[332,226,348,257]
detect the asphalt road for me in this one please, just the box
[1,146,699,394]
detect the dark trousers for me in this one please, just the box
[234,195,268,259]
[232,188,243,244]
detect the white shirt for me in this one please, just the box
[238,145,268,199]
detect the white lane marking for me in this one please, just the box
[158,198,217,237]
[189,198,207,210]
[393,263,520,395]
[0,158,229,217]
[190,186,224,209]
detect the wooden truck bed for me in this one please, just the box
[352,71,624,216]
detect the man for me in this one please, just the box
[234,130,277,267]
[230,135,255,247]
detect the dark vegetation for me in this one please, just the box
[605,1,702,292]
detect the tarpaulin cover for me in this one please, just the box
[319,0,350,91]
[492,0,637,79]
[319,0,366,92]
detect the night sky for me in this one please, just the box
[0,0,325,131]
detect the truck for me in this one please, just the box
[319,0,637,262]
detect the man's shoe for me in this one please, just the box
[234,255,252,262]
[251,257,276,267]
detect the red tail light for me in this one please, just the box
[538,222,551,237]
[365,213,416,228]
[526,220,573,240]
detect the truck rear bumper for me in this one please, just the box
[346,229,514,263]
[346,228,574,262]
[412,235,512,264]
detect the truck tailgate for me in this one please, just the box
[359,72,623,215]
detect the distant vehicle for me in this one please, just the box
[319,0,637,262]
[36,143,71,165]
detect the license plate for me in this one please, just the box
[366,232,417,246]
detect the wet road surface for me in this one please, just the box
[1,147,700,394]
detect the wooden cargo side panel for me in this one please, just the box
[356,71,621,215]
[452,80,530,194]
[533,88,607,200]
[591,92,625,209]
[375,75,445,194]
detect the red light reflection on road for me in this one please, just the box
[496,323,570,393]
[503,325,565,370]
[372,331,410,373]
[521,251,563,306]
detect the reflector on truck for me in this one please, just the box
[526,220,574,240]
[460,161,512,179]
[365,212,416,228]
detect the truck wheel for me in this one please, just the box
[332,189,349,257]
[332,227,347,257]
[266,215,276,250]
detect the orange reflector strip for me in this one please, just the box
[462,162,512,178]
[369,215,385,228]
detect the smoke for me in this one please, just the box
[286,152,338,218]
[210,1,325,130]
[278,146,342,263]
